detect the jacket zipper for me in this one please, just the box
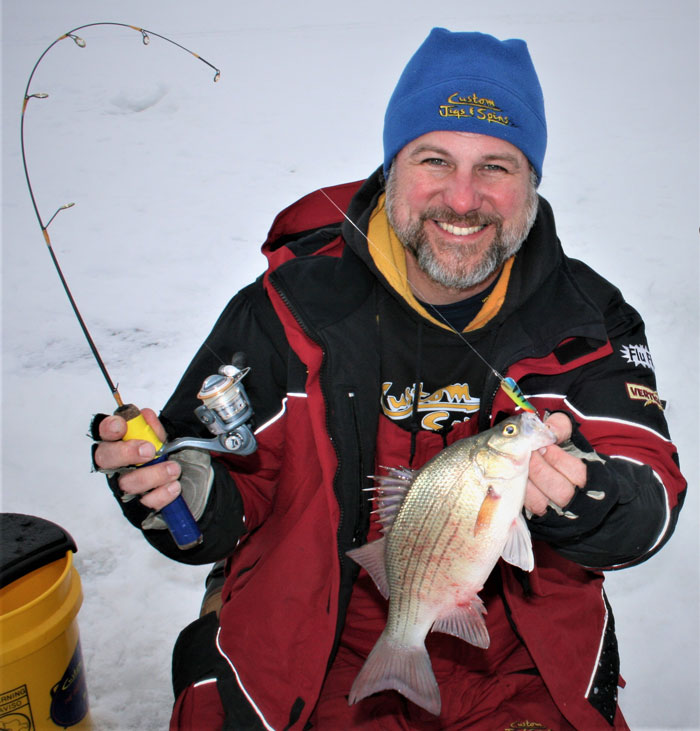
[269,275,352,575]
[347,390,370,545]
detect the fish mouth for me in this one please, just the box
[520,411,557,446]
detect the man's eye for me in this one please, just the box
[422,157,447,167]
[483,163,508,173]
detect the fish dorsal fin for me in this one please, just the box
[346,467,415,598]
[346,537,390,598]
[501,512,534,572]
[370,465,415,535]
[431,595,490,649]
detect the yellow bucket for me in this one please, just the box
[0,514,91,729]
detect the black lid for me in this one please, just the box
[0,513,78,589]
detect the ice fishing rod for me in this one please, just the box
[318,188,537,414]
[22,23,256,550]
[21,22,220,407]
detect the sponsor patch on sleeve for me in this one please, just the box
[620,344,655,371]
[625,382,664,410]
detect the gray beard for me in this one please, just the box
[386,171,539,291]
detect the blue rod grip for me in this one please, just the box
[159,494,203,549]
[116,403,203,550]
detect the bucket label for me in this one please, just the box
[0,684,35,730]
[49,641,89,727]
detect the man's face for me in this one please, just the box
[386,130,538,295]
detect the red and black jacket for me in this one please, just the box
[125,169,685,729]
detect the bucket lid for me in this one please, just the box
[0,513,77,589]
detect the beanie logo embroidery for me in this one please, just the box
[439,92,511,127]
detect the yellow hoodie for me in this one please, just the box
[366,192,514,332]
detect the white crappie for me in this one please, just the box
[346,411,555,715]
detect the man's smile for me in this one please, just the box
[434,220,488,237]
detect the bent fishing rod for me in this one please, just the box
[22,23,256,550]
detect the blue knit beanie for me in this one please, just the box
[383,28,547,181]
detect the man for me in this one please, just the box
[93,28,685,730]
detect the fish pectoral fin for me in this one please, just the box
[349,633,441,716]
[474,486,501,535]
[431,597,490,649]
[346,537,390,599]
[501,512,534,572]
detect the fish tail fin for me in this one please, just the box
[348,632,441,715]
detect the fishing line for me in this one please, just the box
[318,187,537,413]
[21,22,221,408]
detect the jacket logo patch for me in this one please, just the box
[620,344,655,371]
[504,722,552,731]
[381,381,480,431]
[439,92,511,127]
[626,382,663,410]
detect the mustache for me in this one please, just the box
[420,208,503,228]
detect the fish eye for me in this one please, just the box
[502,423,518,436]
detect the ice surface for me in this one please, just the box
[2,1,698,729]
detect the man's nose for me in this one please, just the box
[441,171,483,215]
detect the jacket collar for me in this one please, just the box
[269,167,609,361]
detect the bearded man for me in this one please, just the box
[92,28,685,730]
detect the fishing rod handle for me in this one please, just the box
[115,403,203,550]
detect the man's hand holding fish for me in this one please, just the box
[525,411,587,517]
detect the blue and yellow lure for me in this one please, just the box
[500,376,537,413]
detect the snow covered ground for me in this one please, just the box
[2,1,698,729]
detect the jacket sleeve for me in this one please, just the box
[527,288,686,569]
[139,276,290,564]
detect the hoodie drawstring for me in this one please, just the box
[408,321,457,463]
[408,323,424,467]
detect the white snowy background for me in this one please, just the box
[2,1,698,729]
